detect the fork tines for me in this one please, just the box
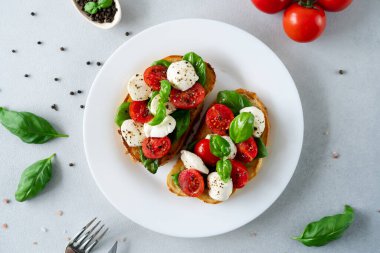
[70,218,109,252]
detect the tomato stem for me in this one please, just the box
[298,0,316,8]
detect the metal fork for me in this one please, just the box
[65,218,108,253]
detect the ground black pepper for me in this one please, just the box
[70,91,75,95]
[86,61,92,65]
[54,77,60,82]
[76,0,117,23]
[69,163,74,167]
[77,90,82,94]
[80,105,85,109]
[51,104,58,111]
[338,69,345,75]
[11,49,16,53]
[24,74,29,78]
[125,32,130,36]
[37,41,42,45]
[60,47,66,51]
[96,62,102,66]
[31,12,36,16]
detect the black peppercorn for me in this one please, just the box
[86,61,91,65]
[80,105,85,109]
[11,49,16,53]
[125,32,130,36]
[96,62,102,66]
[54,77,60,82]
[37,41,42,45]
[77,90,82,94]
[60,47,65,51]
[70,91,75,95]
[69,163,74,167]
[24,74,29,78]
[31,12,36,16]
[338,69,345,75]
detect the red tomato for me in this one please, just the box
[142,137,171,159]
[230,160,249,189]
[251,0,292,14]
[283,3,326,43]
[194,139,219,166]
[318,0,352,12]
[129,101,153,123]
[169,83,206,109]
[143,65,167,91]
[205,104,234,135]
[178,169,205,197]
[236,137,258,163]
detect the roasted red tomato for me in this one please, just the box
[251,0,292,14]
[170,83,206,109]
[194,139,219,166]
[318,0,352,12]
[236,137,258,163]
[129,101,153,123]
[142,137,171,159]
[205,104,234,135]
[230,160,249,189]
[283,3,326,43]
[178,169,205,197]
[143,65,167,90]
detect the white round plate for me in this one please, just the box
[83,19,303,238]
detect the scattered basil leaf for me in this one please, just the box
[139,147,159,174]
[171,172,180,187]
[229,112,254,143]
[15,153,55,202]
[149,103,166,126]
[170,110,190,142]
[98,0,113,8]
[0,107,69,144]
[115,102,131,127]
[187,140,197,151]
[147,91,159,112]
[293,205,355,247]
[255,137,268,158]
[149,81,171,126]
[210,135,231,158]
[152,59,172,68]
[216,158,232,183]
[84,2,99,14]
[183,52,206,86]
[216,90,252,115]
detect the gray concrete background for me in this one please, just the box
[0,0,379,252]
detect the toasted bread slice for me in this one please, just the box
[120,55,216,167]
[167,89,270,204]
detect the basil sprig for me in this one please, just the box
[255,137,268,158]
[229,112,254,143]
[216,158,232,183]
[15,154,55,202]
[139,147,159,174]
[293,205,355,247]
[171,172,180,187]
[0,107,68,144]
[210,135,231,158]
[183,52,206,86]
[149,80,171,126]
[170,110,190,142]
[115,102,131,127]
[84,0,113,14]
[152,59,172,68]
[217,90,252,115]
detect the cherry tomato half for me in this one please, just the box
[205,104,234,135]
[283,3,326,43]
[251,0,292,14]
[318,0,352,12]
[142,137,171,159]
[230,160,249,189]
[143,65,167,91]
[194,139,219,166]
[170,83,206,109]
[178,169,205,197]
[236,137,258,163]
[129,100,153,123]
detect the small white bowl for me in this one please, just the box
[71,0,122,29]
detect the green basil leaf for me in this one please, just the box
[229,112,254,143]
[0,107,69,144]
[210,135,231,158]
[97,0,113,8]
[84,2,99,14]
[216,158,232,183]
[293,205,355,247]
[139,147,159,174]
[171,172,180,187]
[147,91,159,112]
[15,153,55,202]
[255,137,268,158]
[115,102,131,127]
[170,110,190,142]
[149,103,166,126]
[183,52,206,86]
[152,59,172,68]
[216,90,252,115]
[159,80,171,103]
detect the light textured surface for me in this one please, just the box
[0,0,379,252]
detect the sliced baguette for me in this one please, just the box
[119,55,216,167]
[167,89,270,204]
